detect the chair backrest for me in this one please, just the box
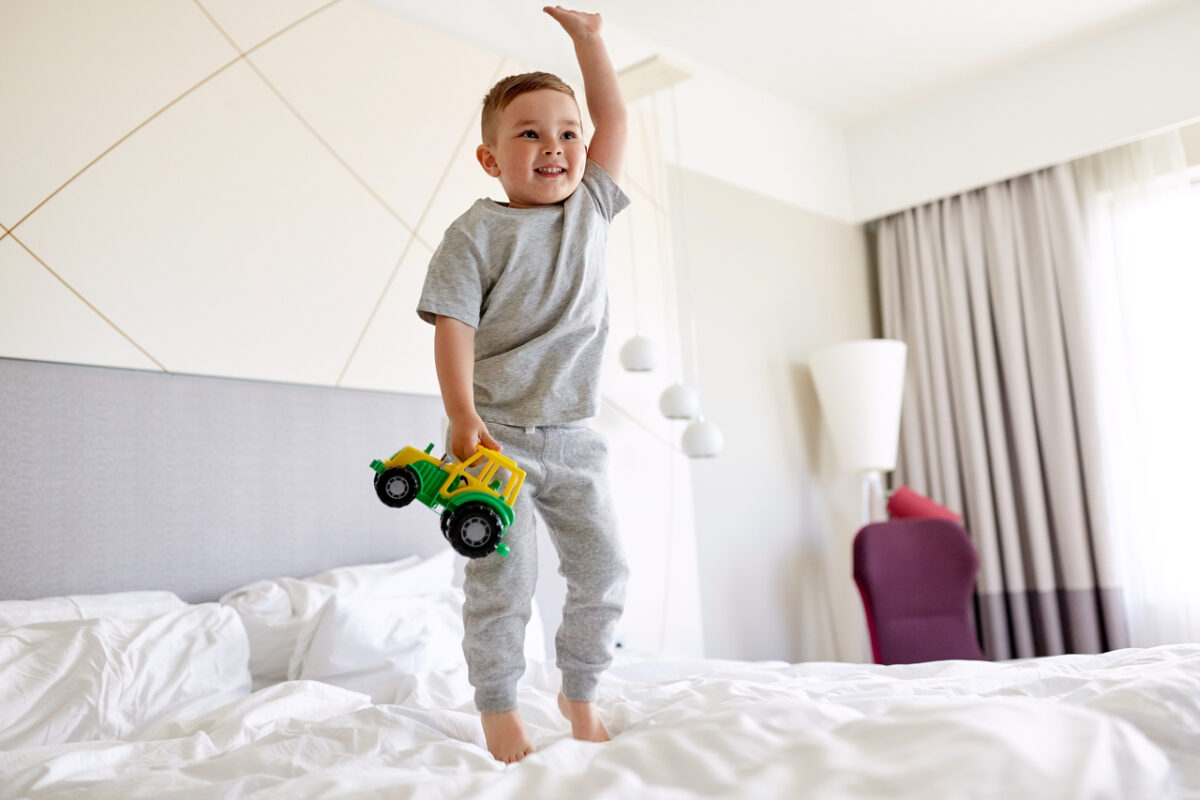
[853,518,985,664]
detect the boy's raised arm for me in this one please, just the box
[544,6,627,182]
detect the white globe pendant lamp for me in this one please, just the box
[619,194,658,374]
[620,335,659,372]
[659,382,700,420]
[682,416,724,458]
[660,86,722,458]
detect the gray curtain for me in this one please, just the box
[874,164,1129,660]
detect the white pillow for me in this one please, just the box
[220,552,454,684]
[289,581,547,703]
[0,603,250,750]
[0,591,186,630]
[289,586,468,697]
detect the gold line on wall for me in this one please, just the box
[6,53,245,236]
[242,57,422,240]
[334,55,513,388]
[238,0,345,60]
[192,0,430,243]
[5,232,167,372]
[3,48,242,376]
[11,0,345,236]
[5,0,415,380]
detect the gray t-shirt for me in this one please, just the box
[417,160,630,427]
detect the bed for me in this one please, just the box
[2,356,1198,799]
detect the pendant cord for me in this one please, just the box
[669,86,703,397]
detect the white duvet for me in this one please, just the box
[3,644,1198,800]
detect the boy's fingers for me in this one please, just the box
[451,434,477,462]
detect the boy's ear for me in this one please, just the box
[476,144,501,177]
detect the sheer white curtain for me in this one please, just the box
[1073,130,1200,647]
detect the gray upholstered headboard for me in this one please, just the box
[0,357,448,602]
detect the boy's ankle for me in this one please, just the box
[557,692,610,743]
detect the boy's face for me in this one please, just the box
[476,89,586,209]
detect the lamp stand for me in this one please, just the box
[860,470,887,526]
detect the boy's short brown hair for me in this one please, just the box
[481,72,577,144]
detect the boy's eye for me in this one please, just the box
[562,131,577,140]
[520,130,538,138]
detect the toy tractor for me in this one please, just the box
[370,444,524,559]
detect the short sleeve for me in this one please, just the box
[416,226,484,328]
[579,160,630,222]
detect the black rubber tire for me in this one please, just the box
[444,502,503,559]
[375,466,419,508]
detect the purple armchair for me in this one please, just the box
[852,518,986,665]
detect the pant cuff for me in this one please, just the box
[475,684,519,714]
[560,671,599,703]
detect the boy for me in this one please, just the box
[416,6,629,764]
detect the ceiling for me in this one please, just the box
[371,0,1190,126]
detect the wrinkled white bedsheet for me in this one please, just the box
[2,644,1198,800]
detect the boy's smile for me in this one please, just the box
[477,89,587,208]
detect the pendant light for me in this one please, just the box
[618,198,658,372]
[663,85,722,457]
[682,416,725,458]
[659,382,700,419]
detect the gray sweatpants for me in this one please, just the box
[455,421,628,714]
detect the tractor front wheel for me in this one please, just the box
[375,466,419,508]
[443,502,504,559]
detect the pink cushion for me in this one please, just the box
[887,485,961,521]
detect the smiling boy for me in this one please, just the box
[416,6,630,764]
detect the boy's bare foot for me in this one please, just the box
[557,692,610,742]
[481,710,535,764]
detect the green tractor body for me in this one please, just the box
[370,444,524,559]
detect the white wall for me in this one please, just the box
[850,0,1200,221]
[1183,121,1200,165]
[667,69,854,223]
[670,166,873,663]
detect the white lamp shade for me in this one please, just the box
[659,383,700,420]
[619,335,658,372]
[682,419,724,458]
[809,339,907,472]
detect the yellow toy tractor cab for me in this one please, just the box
[370,444,524,559]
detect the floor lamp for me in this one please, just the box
[809,340,907,525]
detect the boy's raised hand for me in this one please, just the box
[543,5,602,39]
[543,5,627,182]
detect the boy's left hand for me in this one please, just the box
[543,5,602,39]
